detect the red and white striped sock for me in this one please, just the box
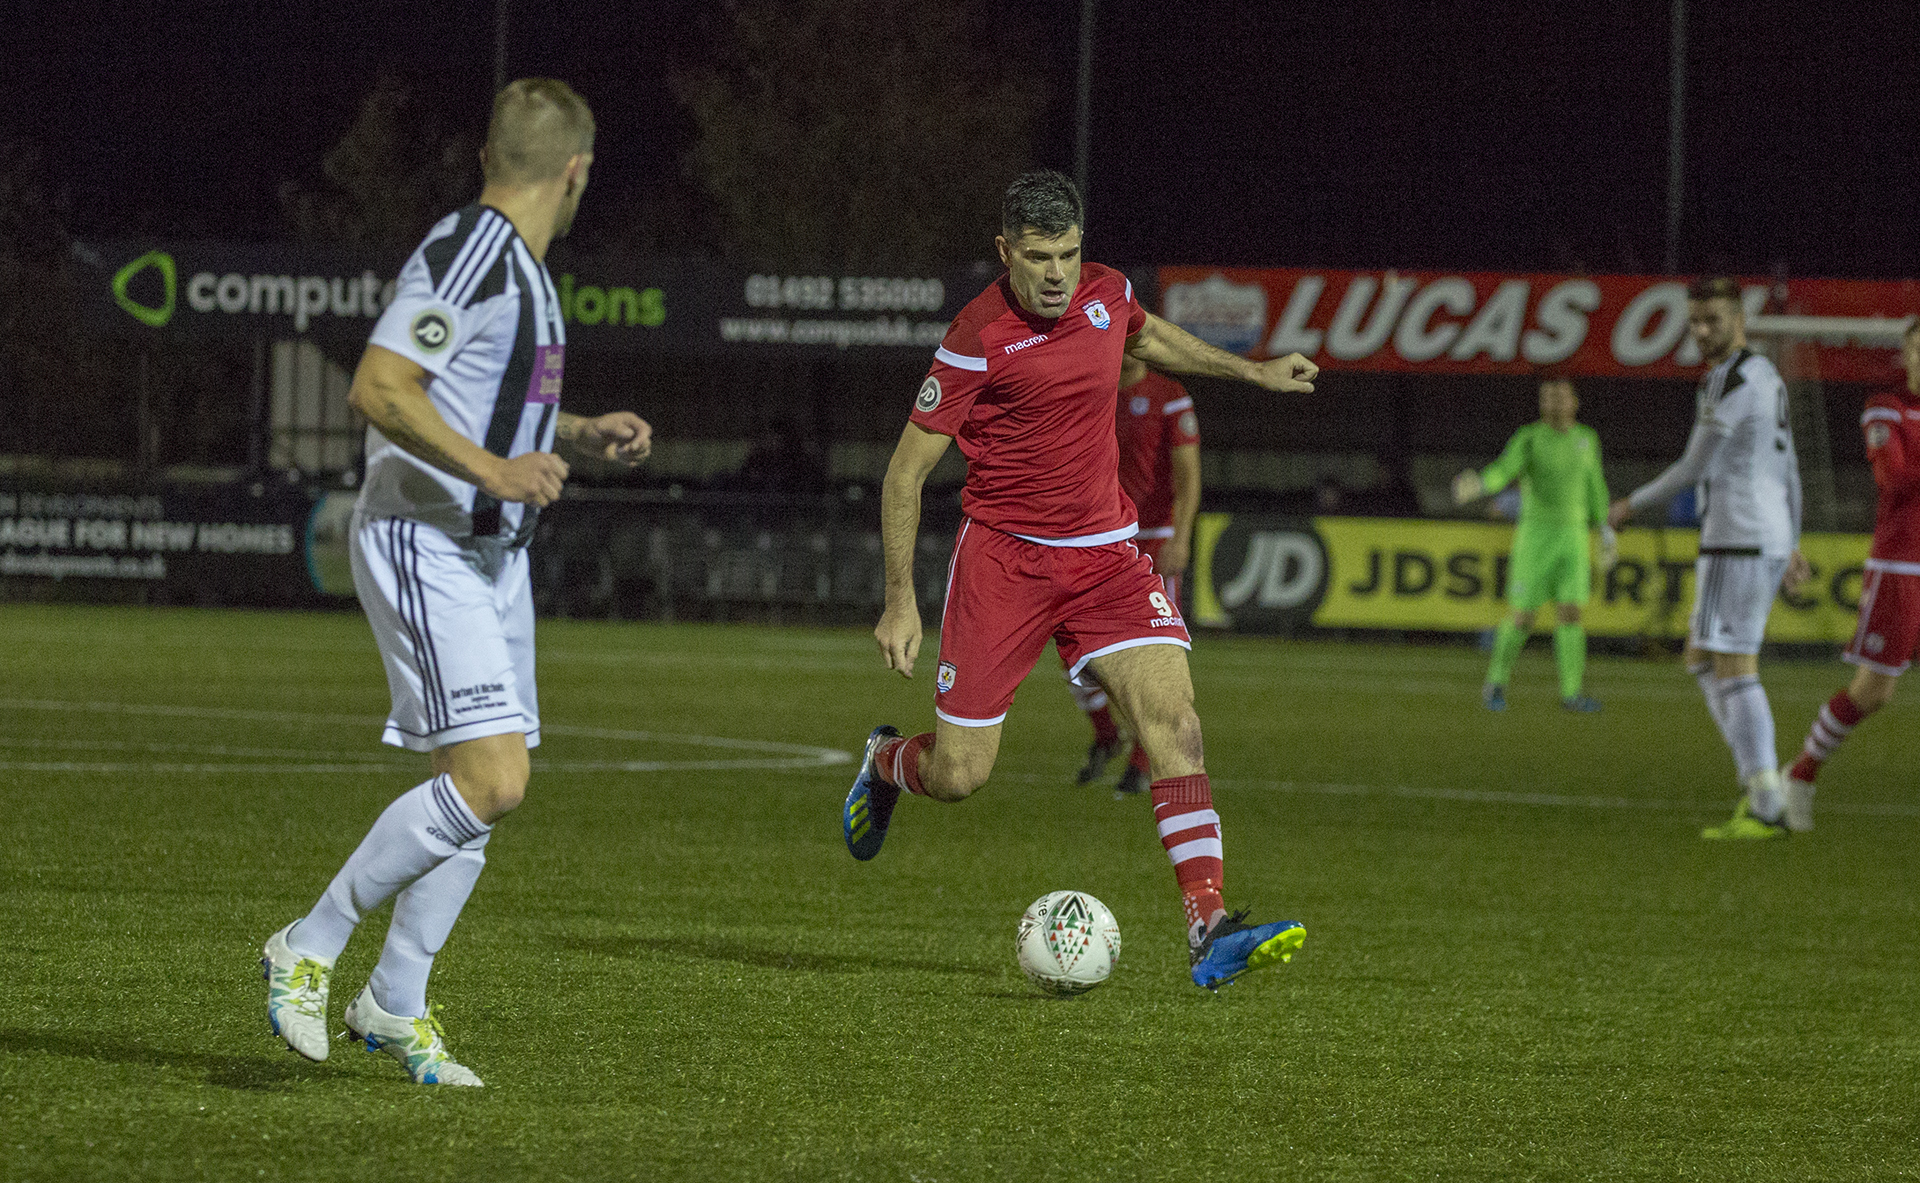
[1790,691,1865,783]
[1151,774,1224,941]
[873,733,934,796]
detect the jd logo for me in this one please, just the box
[411,309,453,353]
[1219,531,1324,610]
[916,376,942,413]
[113,250,176,328]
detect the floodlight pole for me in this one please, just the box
[494,0,509,94]
[1075,0,1095,205]
[1664,0,1686,274]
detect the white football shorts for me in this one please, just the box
[1689,552,1791,656]
[350,513,540,752]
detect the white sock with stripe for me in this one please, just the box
[289,774,491,963]
[368,831,489,1019]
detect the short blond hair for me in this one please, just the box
[484,78,595,184]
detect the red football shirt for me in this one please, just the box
[1861,388,1920,565]
[1116,370,1200,534]
[910,262,1148,542]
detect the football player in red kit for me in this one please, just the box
[1068,356,1202,798]
[841,170,1318,990]
[1782,318,1920,829]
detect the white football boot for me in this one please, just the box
[342,987,483,1086]
[261,923,332,1061]
[1781,766,1815,833]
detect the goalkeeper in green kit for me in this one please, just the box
[1453,376,1615,712]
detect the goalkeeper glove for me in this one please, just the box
[1598,524,1619,574]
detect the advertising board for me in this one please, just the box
[1159,267,1918,383]
[0,485,329,606]
[1192,514,1868,644]
[76,240,975,357]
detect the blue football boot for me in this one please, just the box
[1190,910,1306,991]
[843,725,902,861]
[1562,694,1602,713]
[1482,684,1507,712]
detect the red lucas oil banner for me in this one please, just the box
[1156,267,1920,383]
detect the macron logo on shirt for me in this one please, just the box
[1004,334,1048,355]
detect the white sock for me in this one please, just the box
[1068,679,1108,714]
[1743,768,1785,824]
[368,831,489,1019]
[289,775,490,963]
[1691,661,1733,742]
[1715,672,1779,788]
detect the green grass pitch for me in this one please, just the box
[3,602,1918,1181]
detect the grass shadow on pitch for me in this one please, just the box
[555,933,999,979]
[0,1028,348,1091]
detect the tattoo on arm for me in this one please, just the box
[358,380,496,488]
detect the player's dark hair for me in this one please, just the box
[485,78,596,184]
[1687,276,1741,303]
[1001,170,1084,241]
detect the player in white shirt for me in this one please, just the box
[259,80,653,1084]
[1609,278,1810,839]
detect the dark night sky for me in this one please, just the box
[8,0,1918,276]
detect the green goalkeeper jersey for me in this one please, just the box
[1480,421,1608,533]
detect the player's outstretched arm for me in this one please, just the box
[1609,421,1725,529]
[1127,312,1317,393]
[557,411,653,466]
[875,422,952,678]
[348,344,569,507]
[1457,428,1531,505]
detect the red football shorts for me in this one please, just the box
[1133,537,1182,610]
[1844,564,1920,676]
[936,521,1191,727]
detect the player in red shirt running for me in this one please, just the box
[1782,319,1920,829]
[1068,357,1201,798]
[840,171,1317,990]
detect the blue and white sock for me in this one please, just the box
[289,774,490,963]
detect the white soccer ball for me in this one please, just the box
[1015,890,1122,996]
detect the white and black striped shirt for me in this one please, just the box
[358,204,566,543]
[1694,348,1801,556]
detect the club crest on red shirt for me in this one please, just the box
[1084,300,1111,330]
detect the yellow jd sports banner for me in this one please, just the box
[1192,514,1871,643]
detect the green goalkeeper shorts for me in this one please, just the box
[1504,526,1590,613]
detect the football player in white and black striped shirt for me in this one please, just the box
[261,79,653,1084]
[1610,278,1811,839]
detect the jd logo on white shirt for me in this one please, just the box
[412,309,453,353]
